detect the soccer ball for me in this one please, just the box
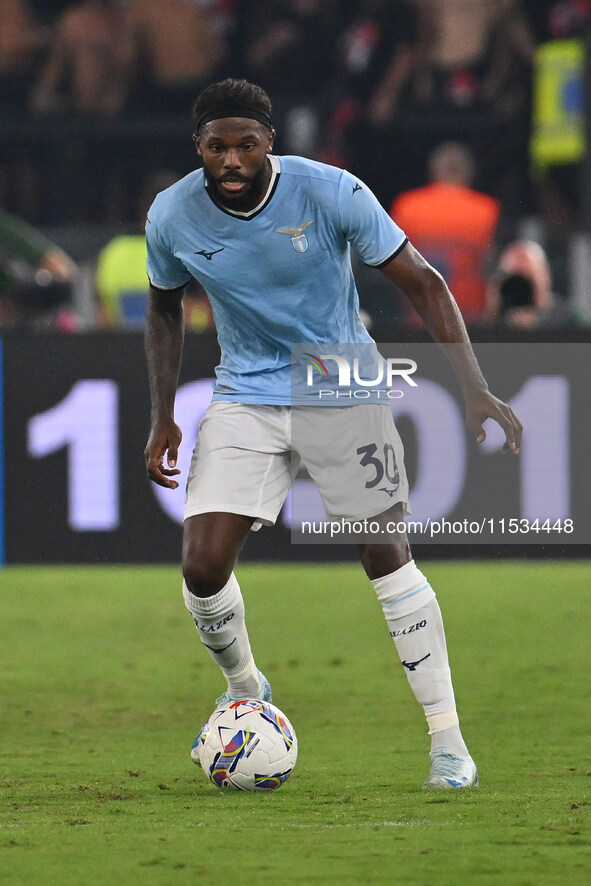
[198,699,298,791]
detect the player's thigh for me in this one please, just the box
[292,403,409,520]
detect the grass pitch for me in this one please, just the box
[1,561,590,885]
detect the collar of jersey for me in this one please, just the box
[205,155,281,220]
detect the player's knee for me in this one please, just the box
[356,541,412,581]
[182,545,233,597]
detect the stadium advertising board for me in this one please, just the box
[1,334,589,562]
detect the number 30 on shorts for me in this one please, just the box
[356,442,400,489]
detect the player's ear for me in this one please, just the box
[192,132,202,156]
[267,128,276,152]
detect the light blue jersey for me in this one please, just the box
[146,155,407,404]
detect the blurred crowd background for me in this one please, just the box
[2,0,591,333]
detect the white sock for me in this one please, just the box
[182,573,260,699]
[372,561,469,757]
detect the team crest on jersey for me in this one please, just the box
[276,220,314,253]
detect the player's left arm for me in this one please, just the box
[380,241,523,453]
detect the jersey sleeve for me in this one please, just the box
[337,169,407,267]
[145,207,192,290]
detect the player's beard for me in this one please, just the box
[206,158,271,212]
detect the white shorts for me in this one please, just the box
[184,401,409,528]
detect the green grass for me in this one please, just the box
[0,562,590,886]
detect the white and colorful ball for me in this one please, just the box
[198,699,297,791]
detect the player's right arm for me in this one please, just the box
[336,170,522,454]
[144,284,185,488]
[380,242,522,454]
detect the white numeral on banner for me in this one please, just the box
[28,380,119,530]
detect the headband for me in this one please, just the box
[195,107,273,131]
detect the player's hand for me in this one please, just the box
[464,386,523,454]
[144,419,183,488]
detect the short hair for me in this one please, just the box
[192,79,273,133]
[428,141,476,186]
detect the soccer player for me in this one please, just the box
[144,78,522,789]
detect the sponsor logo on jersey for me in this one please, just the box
[195,246,225,261]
